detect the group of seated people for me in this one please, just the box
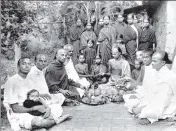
[3,42,176,130]
[124,50,176,125]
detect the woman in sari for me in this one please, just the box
[69,19,85,64]
[97,15,117,66]
[123,14,141,70]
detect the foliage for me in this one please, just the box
[1,1,140,60]
[1,1,34,59]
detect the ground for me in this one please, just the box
[1,103,176,131]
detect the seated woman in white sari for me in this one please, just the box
[123,50,155,113]
[134,51,176,124]
[64,44,90,97]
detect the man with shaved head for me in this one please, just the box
[45,48,85,105]
[3,57,70,131]
[27,54,65,105]
[64,44,90,91]
[132,51,176,125]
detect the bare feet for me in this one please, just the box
[138,118,150,125]
[55,114,72,124]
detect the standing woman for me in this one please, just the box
[97,15,117,66]
[123,14,141,71]
[69,18,85,64]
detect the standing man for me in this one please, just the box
[69,18,85,64]
[97,15,117,66]
[113,13,126,39]
[138,18,157,51]
[95,18,104,37]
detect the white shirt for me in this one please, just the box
[27,66,49,94]
[4,74,35,105]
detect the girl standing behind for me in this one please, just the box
[83,40,96,73]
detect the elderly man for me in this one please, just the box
[64,44,90,91]
[3,57,70,131]
[27,54,65,105]
[133,51,176,124]
[45,49,85,104]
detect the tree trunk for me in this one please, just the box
[15,44,21,71]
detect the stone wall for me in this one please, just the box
[152,1,176,72]
[152,1,167,50]
[165,1,176,62]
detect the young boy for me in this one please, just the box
[23,89,71,124]
[83,40,96,73]
[131,59,142,80]
[75,54,89,77]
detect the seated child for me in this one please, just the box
[90,55,108,85]
[23,89,71,124]
[83,39,96,73]
[75,54,89,77]
[131,59,142,80]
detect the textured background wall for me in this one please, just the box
[153,1,167,51]
[165,1,176,63]
[153,1,176,72]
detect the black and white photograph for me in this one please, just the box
[1,1,176,131]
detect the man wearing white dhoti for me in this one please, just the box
[27,54,65,105]
[3,57,70,131]
[123,50,155,113]
[64,44,90,96]
[135,51,176,124]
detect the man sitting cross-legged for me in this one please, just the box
[27,54,65,106]
[45,49,86,105]
[123,50,155,113]
[3,57,70,131]
[133,51,176,125]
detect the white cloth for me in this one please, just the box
[27,66,65,105]
[65,58,90,95]
[123,64,155,113]
[27,66,50,94]
[3,74,63,130]
[108,58,131,81]
[139,66,176,123]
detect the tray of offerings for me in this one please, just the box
[81,95,107,106]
